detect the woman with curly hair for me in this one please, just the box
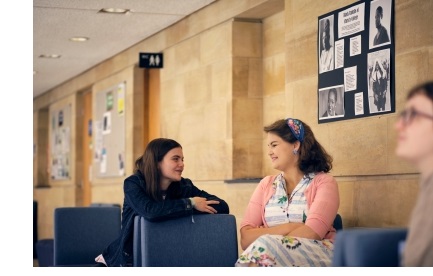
[236,118,339,267]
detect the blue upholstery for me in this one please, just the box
[332,228,407,267]
[133,214,238,267]
[54,206,121,266]
[36,239,54,267]
[333,214,343,231]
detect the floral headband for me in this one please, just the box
[286,118,304,142]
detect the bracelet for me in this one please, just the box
[189,197,195,207]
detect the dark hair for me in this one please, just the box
[328,88,338,102]
[322,19,331,51]
[264,119,333,173]
[407,81,433,104]
[376,6,383,18]
[135,138,182,200]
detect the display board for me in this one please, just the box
[93,82,126,178]
[50,104,71,180]
[318,0,395,124]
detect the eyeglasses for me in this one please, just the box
[398,107,433,126]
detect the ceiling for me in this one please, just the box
[33,0,216,99]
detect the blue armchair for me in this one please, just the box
[133,214,239,267]
[53,206,121,266]
[332,228,407,267]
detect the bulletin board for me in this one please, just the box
[93,82,126,178]
[317,0,395,124]
[50,104,72,180]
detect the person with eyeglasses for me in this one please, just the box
[395,81,433,267]
[235,118,339,267]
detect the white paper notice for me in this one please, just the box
[355,92,364,115]
[338,2,365,38]
[335,39,344,69]
[100,148,107,174]
[350,35,362,56]
[344,66,357,92]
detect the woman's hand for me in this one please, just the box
[192,197,219,214]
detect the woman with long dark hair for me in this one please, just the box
[95,138,229,266]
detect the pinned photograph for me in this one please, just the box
[367,48,391,113]
[369,0,392,49]
[319,15,335,74]
[319,85,345,120]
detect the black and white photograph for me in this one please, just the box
[367,48,391,113]
[318,15,335,74]
[369,0,392,49]
[319,85,345,120]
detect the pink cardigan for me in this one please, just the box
[240,172,340,241]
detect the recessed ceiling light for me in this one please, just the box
[69,37,89,42]
[98,8,130,14]
[39,54,61,59]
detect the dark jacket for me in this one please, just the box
[101,171,230,266]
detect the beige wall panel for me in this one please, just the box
[160,77,186,114]
[247,58,263,98]
[183,141,233,181]
[291,78,318,123]
[210,59,232,100]
[395,49,431,113]
[173,108,206,144]
[285,33,317,82]
[91,185,124,206]
[233,21,262,58]
[160,47,176,81]
[395,0,433,53]
[263,11,285,57]
[174,36,201,75]
[233,57,251,98]
[328,117,388,176]
[233,138,264,178]
[233,98,263,140]
[263,53,285,96]
[184,68,212,108]
[165,19,190,46]
[34,186,75,238]
[355,177,419,227]
[430,47,433,78]
[200,22,232,66]
[263,93,291,126]
[233,57,262,98]
[202,101,230,142]
[335,180,357,228]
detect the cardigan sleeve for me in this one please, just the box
[240,175,274,229]
[304,173,340,239]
